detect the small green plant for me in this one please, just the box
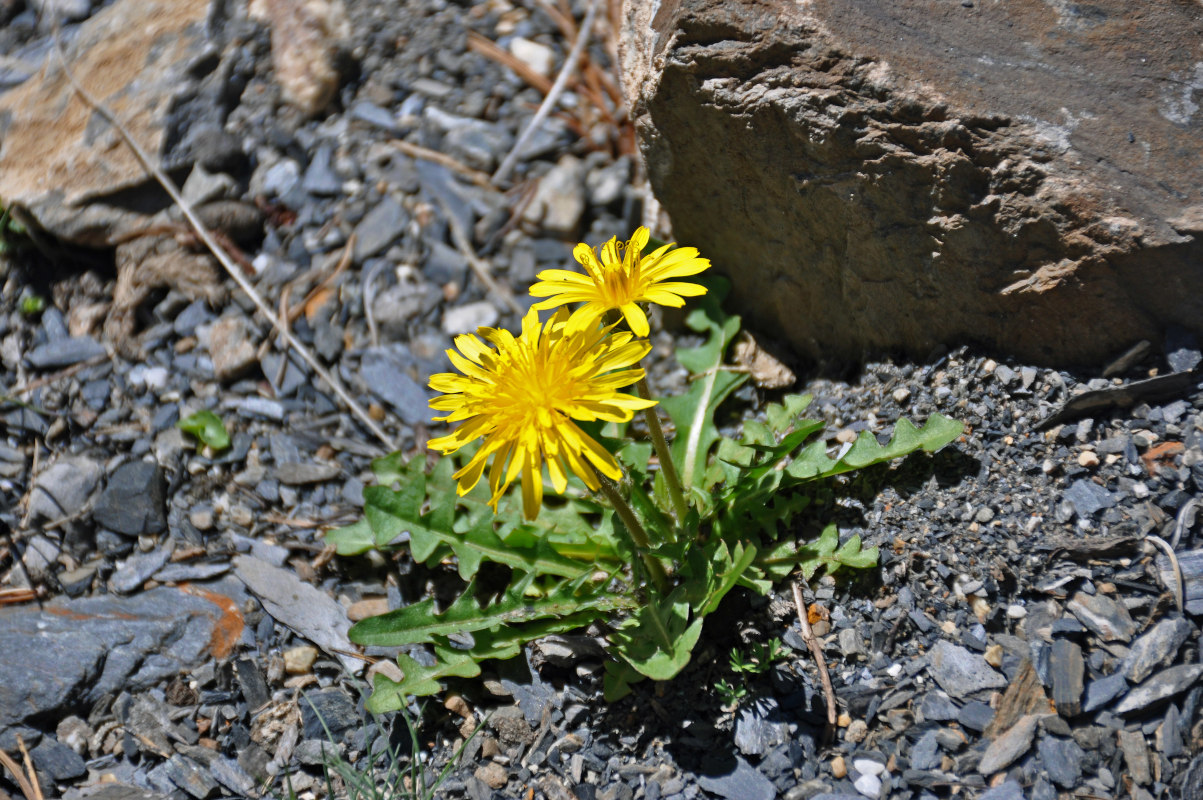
[0,204,28,257]
[301,693,476,800]
[729,638,789,676]
[177,409,231,452]
[715,638,790,709]
[328,228,963,708]
[18,292,45,317]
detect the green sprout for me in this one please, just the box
[177,409,231,453]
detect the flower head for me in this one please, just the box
[528,227,710,338]
[428,308,656,520]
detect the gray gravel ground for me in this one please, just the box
[2,1,1202,799]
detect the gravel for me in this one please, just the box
[2,0,1202,798]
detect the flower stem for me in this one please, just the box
[637,377,688,523]
[598,478,669,594]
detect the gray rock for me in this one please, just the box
[927,640,1008,698]
[522,155,587,236]
[978,714,1041,775]
[909,729,940,770]
[918,691,959,721]
[181,164,237,206]
[208,755,257,796]
[1063,478,1117,517]
[26,336,106,369]
[734,699,789,756]
[424,238,470,284]
[233,555,360,673]
[62,784,175,800]
[302,145,342,196]
[1083,672,1128,712]
[1050,638,1085,717]
[1121,617,1194,683]
[0,587,235,731]
[93,460,167,536]
[440,116,513,172]
[350,101,400,133]
[442,300,499,335]
[262,159,302,197]
[957,700,994,732]
[353,195,408,262]
[275,462,341,485]
[1037,734,1084,788]
[1115,664,1203,715]
[359,347,434,426]
[109,548,172,594]
[979,782,1025,800]
[30,736,87,780]
[260,350,309,397]
[164,755,219,799]
[299,687,359,739]
[28,456,102,523]
[696,755,776,800]
[1066,591,1137,642]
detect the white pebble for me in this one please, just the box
[1006,604,1028,619]
[853,758,886,776]
[854,772,882,797]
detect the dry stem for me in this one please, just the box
[792,579,838,732]
[51,30,397,451]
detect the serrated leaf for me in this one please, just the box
[349,574,635,647]
[785,413,963,482]
[362,471,593,580]
[324,519,375,556]
[765,394,814,432]
[756,524,880,582]
[367,646,481,708]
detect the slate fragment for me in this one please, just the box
[93,460,168,536]
[927,640,1008,699]
[1115,664,1203,715]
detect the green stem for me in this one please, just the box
[598,478,668,594]
[637,376,687,522]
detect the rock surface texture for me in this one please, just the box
[621,0,1203,366]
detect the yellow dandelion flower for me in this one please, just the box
[427,308,656,520]
[528,226,710,338]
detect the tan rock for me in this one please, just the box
[620,0,1203,366]
[249,0,350,115]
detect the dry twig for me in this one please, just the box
[0,736,42,800]
[50,31,397,451]
[492,0,601,185]
[792,579,837,732]
[390,140,495,189]
[435,198,525,317]
[1146,534,1185,615]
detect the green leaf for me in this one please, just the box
[610,591,705,681]
[349,574,636,647]
[680,540,758,615]
[359,462,593,580]
[366,646,481,709]
[757,524,881,582]
[324,519,375,556]
[765,394,814,433]
[785,413,963,481]
[176,410,230,452]
[603,659,645,702]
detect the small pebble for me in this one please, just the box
[283,646,318,674]
[831,756,847,779]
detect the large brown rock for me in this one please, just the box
[621,0,1203,366]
